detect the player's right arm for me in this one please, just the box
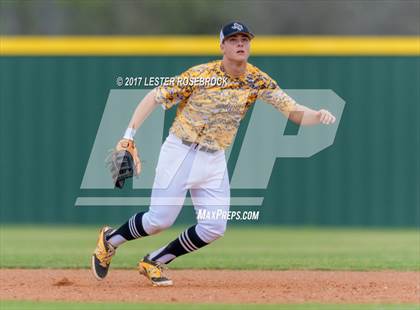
[108,89,159,180]
[124,89,161,139]
[123,68,195,140]
[109,68,194,185]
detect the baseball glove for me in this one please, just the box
[107,139,141,189]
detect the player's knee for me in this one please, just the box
[151,218,174,234]
[209,228,225,240]
[144,215,175,235]
[197,221,227,243]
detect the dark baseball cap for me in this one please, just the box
[219,21,254,42]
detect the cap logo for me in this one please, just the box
[232,23,244,31]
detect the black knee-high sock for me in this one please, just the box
[106,212,148,246]
[148,225,207,264]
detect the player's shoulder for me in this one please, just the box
[184,60,221,75]
[247,63,272,80]
[246,62,278,87]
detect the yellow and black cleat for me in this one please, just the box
[91,226,116,280]
[138,255,173,287]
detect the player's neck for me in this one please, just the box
[221,58,247,78]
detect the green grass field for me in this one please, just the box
[0,225,418,270]
[1,226,419,310]
[1,301,419,310]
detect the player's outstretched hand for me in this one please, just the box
[316,109,336,125]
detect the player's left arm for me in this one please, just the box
[258,75,336,126]
[288,104,336,126]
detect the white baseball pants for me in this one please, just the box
[141,133,230,243]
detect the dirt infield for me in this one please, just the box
[1,269,419,304]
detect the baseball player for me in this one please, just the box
[91,21,336,286]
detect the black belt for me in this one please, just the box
[181,139,218,153]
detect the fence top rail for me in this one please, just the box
[1,36,419,56]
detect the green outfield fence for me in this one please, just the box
[0,36,419,226]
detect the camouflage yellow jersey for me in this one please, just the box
[155,60,297,151]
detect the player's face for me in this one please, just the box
[221,34,251,62]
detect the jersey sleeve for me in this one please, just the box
[155,68,195,110]
[257,73,297,113]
